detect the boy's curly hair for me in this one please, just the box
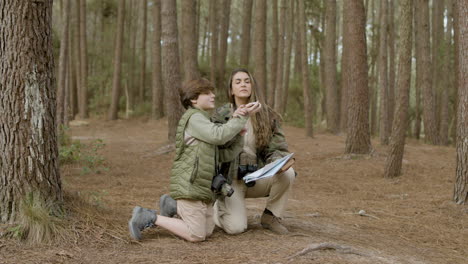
[180,78,215,109]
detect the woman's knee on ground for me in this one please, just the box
[277,168,295,186]
[222,220,247,235]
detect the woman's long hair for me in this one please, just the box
[227,68,278,149]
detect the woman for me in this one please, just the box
[128,78,259,242]
[212,69,296,235]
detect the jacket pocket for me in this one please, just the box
[190,156,199,184]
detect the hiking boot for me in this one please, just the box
[261,212,289,235]
[159,194,177,217]
[128,206,157,240]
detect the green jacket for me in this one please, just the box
[212,103,290,182]
[170,107,247,202]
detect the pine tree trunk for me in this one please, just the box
[108,0,126,120]
[369,0,378,136]
[152,0,164,119]
[453,0,468,204]
[209,0,219,88]
[139,0,148,102]
[339,0,350,133]
[73,0,82,119]
[280,0,295,115]
[79,0,88,118]
[240,0,253,67]
[274,0,287,114]
[57,0,71,127]
[416,0,439,144]
[0,0,62,223]
[127,0,136,117]
[414,3,422,139]
[378,0,389,144]
[253,0,267,99]
[268,0,279,107]
[217,0,231,88]
[324,0,339,133]
[343,0,371,154]
[298,0,313,137]
[384,0,413,178]
[161,0,184,142]
[388,0,396,131]
[181,0,200,82]
[452,0,459,144]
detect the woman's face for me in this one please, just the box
[231,72,252,100]
[191,91,215,110]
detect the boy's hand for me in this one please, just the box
[245,101,262,114]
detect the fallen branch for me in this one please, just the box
[288,242,368,261]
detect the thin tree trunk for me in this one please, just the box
[384,0,413,178]
[274,0,287,113]
[339,0,350,133]
[152,0,164,119]
[0,0,62,223]
[209,0,219,88]
[74,0,81,119]
[139,0,148,102]
[378,0,389,144]
[280,0,295,116]
[217,0,231,88]
[324,0,339,133]
[298,0,313,137]
[388,0,396,131]
[79,0,88,118]
[181,0,200,82]
[268,0,279,106]
[452,0,459,144]
[253,0,267,99]
[161,0,184,142]
[414,2,422,139]
[369,0,379,136]
[432,0,444,133]
[416,0,439,144]
[343,0,371,154]
[108,0,126,120]
[127,0,136,117]
[57,0,71,127]
[240,0,253,67]
[453,0,468,204]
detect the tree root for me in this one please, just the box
[288,242,369,261]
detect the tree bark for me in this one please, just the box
[209,0,219,88]
[324,0,339,134]
[240,0,253,67]
[384,0,413,178]
[452,0,459,144]
[416,0,439,144]
[343,0,371,154]
[388,0,396,132]
[0,0,62,223]
[73,0,81,119]
[414,1,422,139]
[280,0,295,115]
[181,0,200,82]
[217,0,231,88]
[453,0,468,204]
[139,0,148,102]
[57,0,71,127]
[161,0,184,142]
[274,0,287,114]
[152,0,164,119]
[378,0,389,144]
[298,0,313,137]
[108,0,126,120]
[253,0,267,99]
[268,0,279,106]
[79,0,88,118]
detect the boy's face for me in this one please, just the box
[191,91,216,111]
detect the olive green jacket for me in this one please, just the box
[212,103,290,182]
[169,107,247,202]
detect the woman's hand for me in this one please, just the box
[233,105,249,118]
[245,101,262,114]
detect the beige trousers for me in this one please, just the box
[213,167,295,234]
[177,199,215,241]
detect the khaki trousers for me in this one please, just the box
[213,167,295,234]
[177,199,215,241]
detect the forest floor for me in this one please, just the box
[1,116,467,264]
